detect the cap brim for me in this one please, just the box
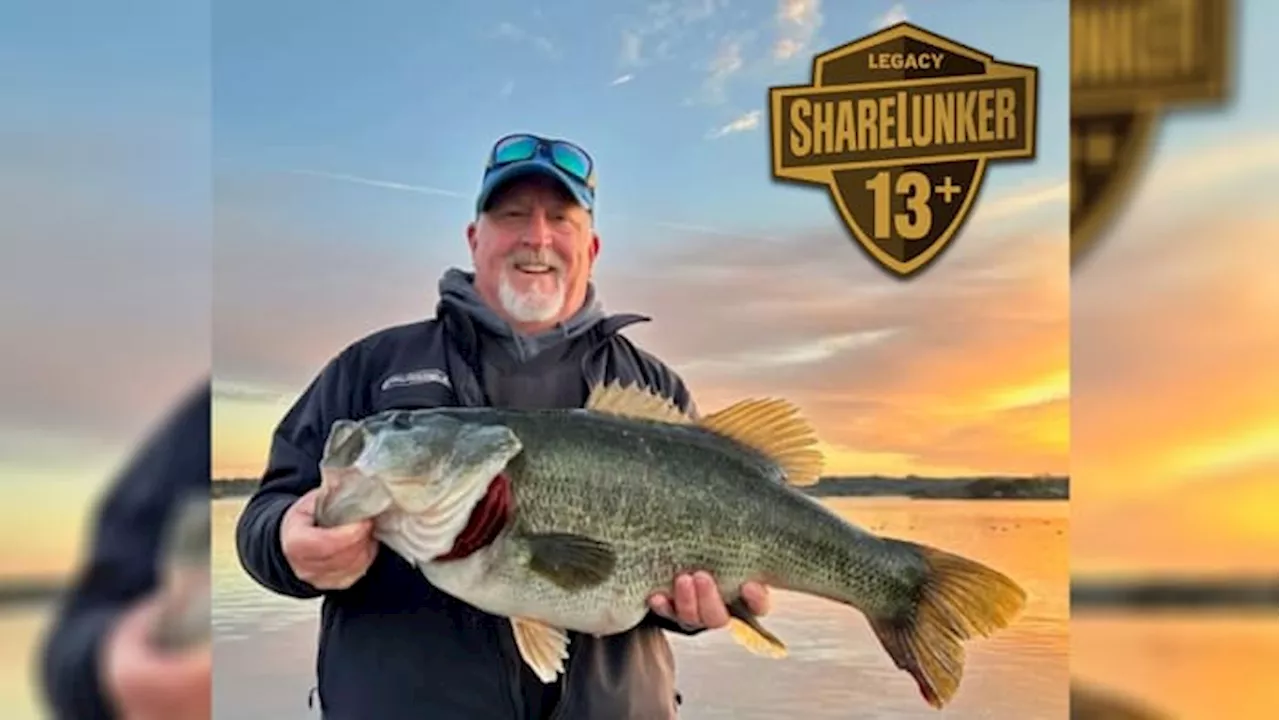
[476,158,593,213]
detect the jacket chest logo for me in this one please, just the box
[380,368,452,392]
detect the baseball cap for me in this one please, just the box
[475,133,596,214]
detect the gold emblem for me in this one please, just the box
[768,22,1039,278]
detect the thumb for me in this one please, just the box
[327,517,374,543]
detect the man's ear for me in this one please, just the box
[466,221,479,253]
[588,232,601,261]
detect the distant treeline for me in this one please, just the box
[214,474,1068,500]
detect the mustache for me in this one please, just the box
[506,248,565,271]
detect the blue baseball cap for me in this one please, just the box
[475,133,596,214]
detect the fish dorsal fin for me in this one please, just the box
[698,398,825,487]
[585,381,694,425]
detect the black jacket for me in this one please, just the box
[235,296,704,720]
[37,380,212,720]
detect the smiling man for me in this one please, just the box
[234,132,770,720]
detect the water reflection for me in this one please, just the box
[211,497,1070,719]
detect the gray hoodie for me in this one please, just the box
[436,267,606,363]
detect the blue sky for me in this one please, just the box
[212,0,1074,275]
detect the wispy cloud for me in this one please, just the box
[617,0,723,69]
[697,36,746,104]
[284,168,469,199]
[610,73,634,87]
[676,328,900,374]
[491,21,559,59]
[499,79,515,98]
[619,30,643,67]
[707,109,761,138]
[774,0,824,60]
[871,2,909,29]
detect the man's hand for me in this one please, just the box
[280,488,378,590]
[646,571,772,630]
[100,593,211,720]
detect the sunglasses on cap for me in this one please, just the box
[486,133,596,189]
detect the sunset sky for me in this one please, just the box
[211,0,1072,480]
[1065,1,1278,581]
[0,0,1274,584]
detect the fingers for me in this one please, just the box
[647,593,673,618]
[281,491,378,590]
[653,572,730,629]
[672,574,701,627]
[692,573,729,628]
[296,537,378,589]
[741,581,772,616]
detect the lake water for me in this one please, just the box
[212,496,1070,719]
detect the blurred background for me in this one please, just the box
[0,0,212,718]
[1068,0,1277,717]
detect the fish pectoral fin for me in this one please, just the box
[510,617,570,684]
[726,597,787,658]
[524,532,617,591]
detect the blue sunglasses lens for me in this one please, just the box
[492,135,539,165]
[549,143,591,182]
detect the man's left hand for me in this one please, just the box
[646,572,771,630]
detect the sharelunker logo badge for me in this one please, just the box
[767,22,1039,278]
[1070,0,1232,267]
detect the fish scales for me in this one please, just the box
[312,382,1028,710]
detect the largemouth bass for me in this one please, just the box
[313,382,1027,709]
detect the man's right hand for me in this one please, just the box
[280,488,378,590]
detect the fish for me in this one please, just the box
[148,490,212,652]
[312,382,1028,709]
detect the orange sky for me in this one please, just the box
[1070,130,1278,575]
[212,174,1072,480]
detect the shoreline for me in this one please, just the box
[212,475,1069,501]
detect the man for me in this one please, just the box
[234,132,770,719]
[39,380,212,720]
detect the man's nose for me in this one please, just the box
[520,211,553,247]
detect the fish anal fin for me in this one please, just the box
[726,597,787,658]
[868,540,1028,709]
[511,617,570,684]
[697,399,825,487]
[584,381,694,425]
[524,532,617,591]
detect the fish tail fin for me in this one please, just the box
[867,541,1027,709]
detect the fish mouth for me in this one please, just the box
[314,465,393,528]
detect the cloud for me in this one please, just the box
[697,36,746,104]
[871,3,909,29]
[284,168,469,199]
[490,21,559,59]
[707,110,761,138]
[774,0,824,60]
[594,196,1070,476]
[617,0,724,69]
[499,79,515,98]
[610,73,634,86]
[619,30,643,67]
